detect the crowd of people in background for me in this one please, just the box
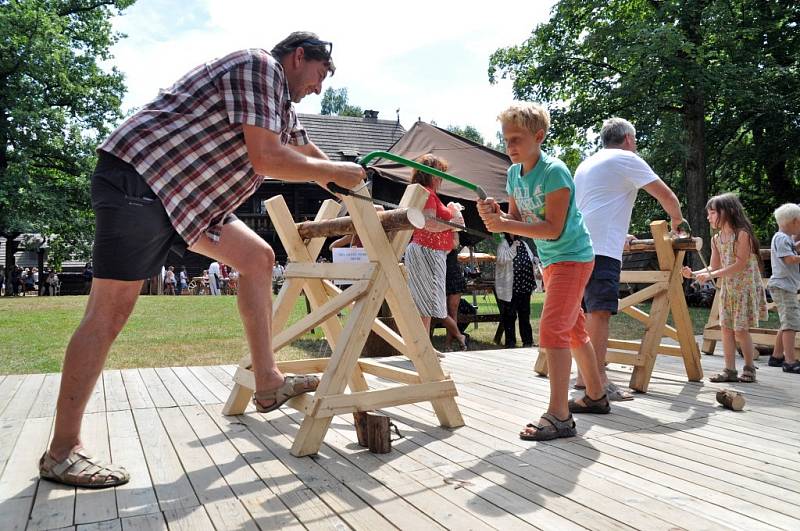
[0,265,61,297]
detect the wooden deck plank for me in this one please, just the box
[121,513,167,531]
[548,439,779,531]
[153,368,196,407]
[84,376,106,414]
[0,374,25,417]
[178,404,264,499]
[187,366,232,403]
[137,369,175,408]
[596,435,800,527]
[120,369,154,410]
[0,416,53,531]
[277,409,570,531]
[156,406,235,505]
[625,427,800,493]
[162,505,215,530]
[0,373,45,420]
[170,367,219,405]
[103,370,130,412]
[107,409,159,518]
[230,410,396,531]
[260,414,446,530]
[132,408,199,512]
[203,498,259,531]
[74,411,117,525]
[197,409,306,528]
[76,519,121,531]
[385,402,644,531]
[238,410,431,531]
[28,373,61,419]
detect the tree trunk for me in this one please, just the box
[683,89,708,270]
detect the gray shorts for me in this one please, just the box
[771,287,800,331]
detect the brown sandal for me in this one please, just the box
[39,448,129,489]
[738,365,757,383]
[709,368,738,383]
[253,374,320,413]
[519,413,577,441]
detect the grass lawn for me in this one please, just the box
[0,293,780,375]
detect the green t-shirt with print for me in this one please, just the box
[505,152,594,267]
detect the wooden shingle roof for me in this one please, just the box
[297,113,405,161]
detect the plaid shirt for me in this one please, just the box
[99,49,309,245]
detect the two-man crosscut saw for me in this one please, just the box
[326,150,492,240]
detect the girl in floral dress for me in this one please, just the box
[682,193,767,383]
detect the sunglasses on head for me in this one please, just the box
[294,38,332,57]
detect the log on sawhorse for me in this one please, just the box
[222,182,464,457]
[533,220,704,393]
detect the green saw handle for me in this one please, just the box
[358,150,487,200]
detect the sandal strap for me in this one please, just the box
[540,412,574,430]
[254,374,319,402]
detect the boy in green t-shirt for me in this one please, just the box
[478,102,610,440]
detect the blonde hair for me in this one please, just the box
[774,203,800,227]
[498,102,550,136]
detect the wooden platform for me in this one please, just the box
[1,346,799,530]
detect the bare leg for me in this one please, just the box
[774,331,785,361]
[49,279,143,461]
[189,220,286,407]
[734,329,755,367]
[782,330,797,363]
[421,316,431,334]
[542,347,572,420]
[576,310,611,387]
[571,340,605,401]
[444,293,461,348]
[440,315,466,348]
[721,326,737,371]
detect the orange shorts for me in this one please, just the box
[539,260,594,349]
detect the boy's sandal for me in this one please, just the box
[605,382,634,402]
[709,368,738,383]
[253,374,320,413]
[738,365,757,383]
[782,361,800,374]
[768,355,786,367]
[39,448,129,489]
[568,393,611,414]
[519,413,577,441]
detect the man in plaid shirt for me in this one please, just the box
[40,32,364,488]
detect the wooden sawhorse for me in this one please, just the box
[533,220,704,393]
[223,182,464,456]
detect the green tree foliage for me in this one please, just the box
[1,0,135,274]
[489,0,800,256]
[446,124,485,145]
[320,87,363,117]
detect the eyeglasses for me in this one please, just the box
[294,38,332,58]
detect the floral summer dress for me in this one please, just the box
[715,233,768,330]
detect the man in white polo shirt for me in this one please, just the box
[574,117,685,400]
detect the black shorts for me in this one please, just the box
[582,255,622,314]
[91,153,185,281]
